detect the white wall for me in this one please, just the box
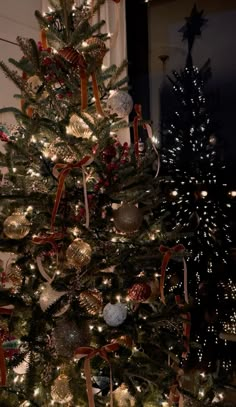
[0,0,41,124]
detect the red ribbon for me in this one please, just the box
[50,155,92,230]
[0,306,13,386]
[32,232,65,252]
[159,244,187,304]
[74,343,119,407]
[175,295,191,359]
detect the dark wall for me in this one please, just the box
[125,0,150,122]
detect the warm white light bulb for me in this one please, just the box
[201,190,208,197]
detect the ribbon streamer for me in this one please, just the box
[41,29,47,48]
[133,104,160,176]
[168,383,184,407]
[51,155,93,230]
[175,295,191,359]
[74,343,119,407]
[0,306,13,386]
[159,244,188,304]
[32,232,65,283]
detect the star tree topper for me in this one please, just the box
[179,4,207,61]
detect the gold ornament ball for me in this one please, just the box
[66,238,92,269]
[79,289,103,315]
[6,263,23,293]
[66,113,92,139]
[113,204,143,234]
[113,383,135,407]
[3,212,30,240]
[51,374,73,404]
[43,137,77,163]
[85,37,107,68]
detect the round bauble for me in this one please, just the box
[51,374,73,404]
[66,238,92,269]
[107,90,133,118]
[53,318,90,357]
[79,289,103,315]
[5,263,23,294]
[3,212,30,240]
[113,204,143,234]
[58,46,86,70]
[113,335,133,349]
[128,282,151,302]
[103,302,127,327]
[27,75,42,95]
[43,137,77,163]
[85,37,107,68]
[66,113,93,139]
[113,383,136,407]
[39,283,67,312]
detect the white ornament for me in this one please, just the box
[27,75,42,94]
[27,75,48,99]
[103,302,127,327]
[39,283,67,312]
[107,90,133,118]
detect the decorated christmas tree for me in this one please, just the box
[0,1,235,406]
[159,3,236,403]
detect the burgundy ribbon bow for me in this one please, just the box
[159,244,188,304]
[74,342,119,407]
[50,155,92,230]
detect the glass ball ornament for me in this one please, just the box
[5,263,23,294]
[66,113,92,139]
[39,283,67,312]
[43,137,77,163]
[113,204,143,234]
[85,37,107,68]
[27,75,48,100]
[107,90,133,118]
[53,318,91,357]
[103,302,127,327]
[128,282,151,302]
[66,238,92,269]
[113,383,136,407]
[79,289,103,315]
[51,374,73,404]
[3,212,30,240]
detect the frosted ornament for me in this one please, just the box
[39,283,67,312]
[3,212,30,240]
[103,302,127,327]
[53,318,91,357]
[107,90,133,118]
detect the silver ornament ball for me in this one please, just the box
[107,90,133,118]
[103,302,127,327]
